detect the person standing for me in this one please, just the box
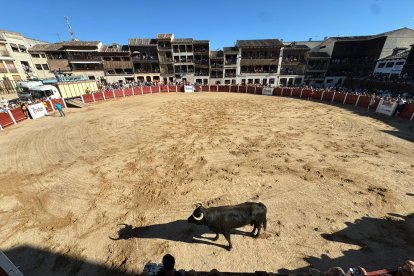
[55,102,65,117]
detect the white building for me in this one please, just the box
[374,48,410,78]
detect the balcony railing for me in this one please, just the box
[134,69,160,73]
[0,68,8,73]
[225,60,237,65]
[159,58,174,63]
[131,56,158,62]
[68,56,102,62]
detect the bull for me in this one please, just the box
[187,202,267,250]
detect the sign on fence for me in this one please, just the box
[262,87,273,96]
[184,86,194,93]
[28,103,48,119]
[376,100,398,116]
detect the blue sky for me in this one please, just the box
[1,0,413,49]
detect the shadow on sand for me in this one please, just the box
[109,219,253,250]
[277,212,414,273]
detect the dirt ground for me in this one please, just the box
[0,93,413,275]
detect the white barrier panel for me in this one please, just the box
[184,86,194,93]
[28,103,48,119]
[376,100,398,116]
[262,87,273,96]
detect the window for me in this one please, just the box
[269,78,275,84]
[378,62,385,68]
[0,44,9,56]
[42,64,49,70]
[35,64,43,70]
[386,62,394,68]
[395,62,404,66]
[5,61,18,73]
[88,76,96,80]
[18,45,27,52]
[31,53,40,58]
[0,61,7,73]
[10,44,19,52]
[326,79,333,83]
[40,54,46,58]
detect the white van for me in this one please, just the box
[17,81,61,100]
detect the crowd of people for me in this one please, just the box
[143,254,414,276]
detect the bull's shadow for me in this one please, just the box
[109,220,252,249]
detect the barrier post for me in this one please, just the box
[92,93,96,102]
[141,87,143,95]
[176,85,178,93]
[228,85,231,93]
[375,99,382,112]
[7,110,17,125]
[168,86,170,93]
[103,91,106,100]
[216,85,218,92]
[81,94,85,103]
[238,85,240,93]
[49,100,55,111]
[132,86,135,96]
[122,88,125,97]
[343,93,348,104]
[150,86,153,94]
[62,98,67,108]
[112,89,115,98]
[320,91,325,101]
[0,123,3,130]
[290,89,293,97]
[281,87,284,96]
[300,88,303,98]
[332,91,336,102]
[355,95,360,107]
[410,112,414,121]
[254,86,257,94]
[209,85,211,92]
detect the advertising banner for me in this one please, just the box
[184,86,194,93]
[28,103,47,119]
[262,87,273,96]
[376,100,398,116]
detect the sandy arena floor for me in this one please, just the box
[0,93,413,275]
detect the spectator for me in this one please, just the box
[55,102,65,117]
[156,254,182,276]
[1,97,8,108]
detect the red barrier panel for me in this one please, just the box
[292,88,301,97]
[152,86,160,93]
[114,89,124,98]
[201,85,209,92]
[194,85,201,92]
[399,103,414,119]
[345,94,358,105]
[230,85,238,92]
[322,91,334,101]
[210,85,217,92]
[371,98,380,111]
[82,94,94,103]
[247,86,255,94]
[333,92,346,103]
[142,86,151,94]
[134,86,143,95]
[283,88,293,96]
[0,112,14,128]
[10,109,26,122]
[160,85,168,92]
[51,98,66,107]
[274,87,282,96]
[255,87,263,94]
[313,90,322,100]
[104,90,115,99]
[178,86,185,92]
[217,85,227,92]
[124,88,133,96]
[44,101,54,112]
[239,86,247,93]
[357,95,371,108]
[93,92,104,101]
[301,89,310,98]
[168,86,177,92]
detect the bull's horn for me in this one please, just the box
[193,212,204,221]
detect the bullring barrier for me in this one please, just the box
[1,85,413,131]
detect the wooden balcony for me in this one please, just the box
[47,59,71,71]
[240,59,278,66]
[104,60,132,70]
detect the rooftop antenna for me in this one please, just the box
[64,16,76,41]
